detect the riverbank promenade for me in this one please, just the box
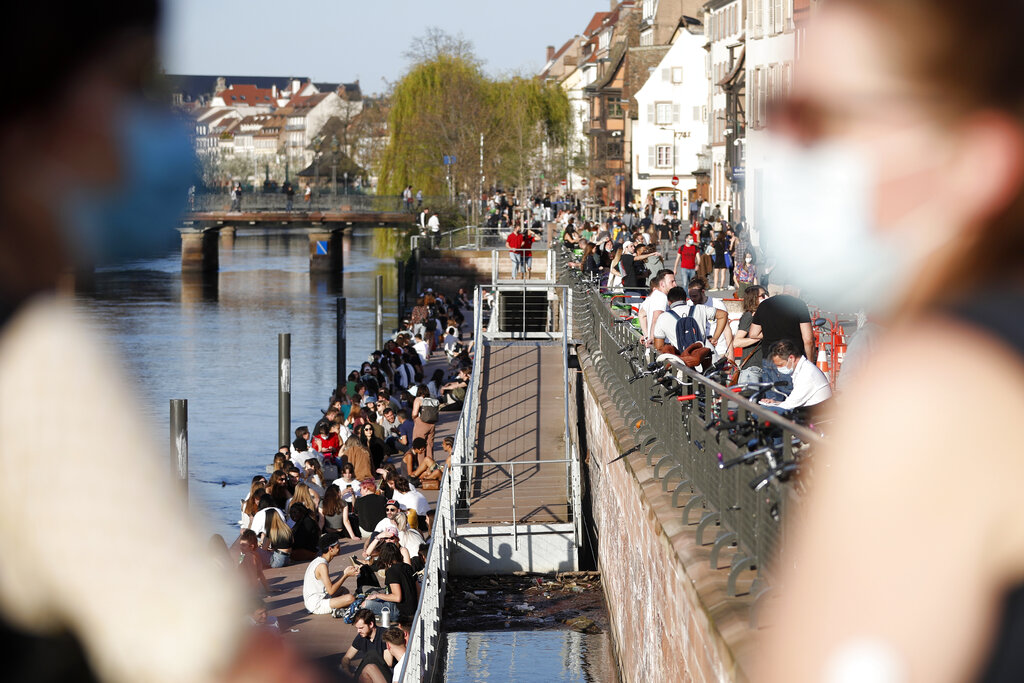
[264,346,459,678]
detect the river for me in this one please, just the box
[72,229,405,539]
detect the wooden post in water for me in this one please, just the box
[336,297,347,395]
[375,275,384,350]
[169,399,188,491]
[278,333,291,448]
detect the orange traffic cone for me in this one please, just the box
[816,346,830,374]
[835,328,847,371]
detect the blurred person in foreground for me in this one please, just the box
[759,1,1024,682]
[0,3,320,682]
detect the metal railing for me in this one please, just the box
[188,192,453,214]
[400,286,485,683]
[483,282,567,341]
[448,458,577,549]
[489,248,556,284]
[559,247,820,616]
[402,267,582,681]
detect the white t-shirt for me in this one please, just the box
[688,297,730,356]
[393,488,431,515]
[428,215,440,232]
[413,340,429,364]
[392,653,405,682]
[638,289,668,335]
[332,476,361,500]
[375,516,399,535]
[249,507,287,537]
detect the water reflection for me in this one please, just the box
[443,631,616,683]
[74,229,404,538]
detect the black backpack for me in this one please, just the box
[665,305,705,350]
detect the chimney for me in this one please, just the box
[272,84,278,98]
[546,45,555,62]
[215,76,226,93]
[291,79,301,95]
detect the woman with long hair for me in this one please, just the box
[759,1,1024,681]
[263,510,293,569]
[303,458,325,494]
[240,477,266,529]
[311,423,340,463]
[320,484,358,539]
[357,422,387,471]
[289,482,322,530]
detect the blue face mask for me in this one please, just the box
[61,101,197,265]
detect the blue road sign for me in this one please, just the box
[316,240,328,255]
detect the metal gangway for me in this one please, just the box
[398,258,582,682]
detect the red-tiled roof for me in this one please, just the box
[583,11,610,36]
[215,84,276,104]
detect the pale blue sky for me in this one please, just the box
[161,0,607,96]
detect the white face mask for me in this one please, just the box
[776,362,794,376]
[761,139,910,313]
[744,256,753,264]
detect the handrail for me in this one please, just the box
[399,286,484,683]
[558,245,820,606]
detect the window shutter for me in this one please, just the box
[648,146,655,167]
[647,103,655,124]
[668,144,674,169]
[662,68,671,82]
[693,106,701,121]
[672,104,681,124]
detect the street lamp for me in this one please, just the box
[330,134,339,198]
[312,134,324,211]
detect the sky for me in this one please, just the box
[160,0,609,96]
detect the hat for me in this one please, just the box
[386,499,399,507]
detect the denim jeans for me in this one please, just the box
[679,268,696,289]
[761,359,793,401]
[737,364,763,387]
[270,550,290,568]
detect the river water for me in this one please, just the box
[72,229,404,539]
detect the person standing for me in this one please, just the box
[283,180,294,211]
[427,211,441,248]
[673,235,699,289]
[505,222,525,278]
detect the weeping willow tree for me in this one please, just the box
[378,55,490,196]
[378,29,571,198]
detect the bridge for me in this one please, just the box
[178,193,430,274]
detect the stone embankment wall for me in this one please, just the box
[570,348,756,683]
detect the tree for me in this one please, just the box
[403,27,480,68]
[378,37,572,200]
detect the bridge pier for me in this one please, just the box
[180,229,219,274]
[309,231,343,274]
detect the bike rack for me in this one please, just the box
[696,511,721,545]
[727,556,757,597]
[682,494,705,525]
[710,531,738,569]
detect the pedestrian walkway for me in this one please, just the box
[458,342,570,525]
[265,343,461,678]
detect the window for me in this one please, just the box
[606,141,622,158]
[655,102,673,125]
[655,144,673,168]
[607,96,624,118]
[672,67,683,84]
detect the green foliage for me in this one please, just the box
[379,34,572,197]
